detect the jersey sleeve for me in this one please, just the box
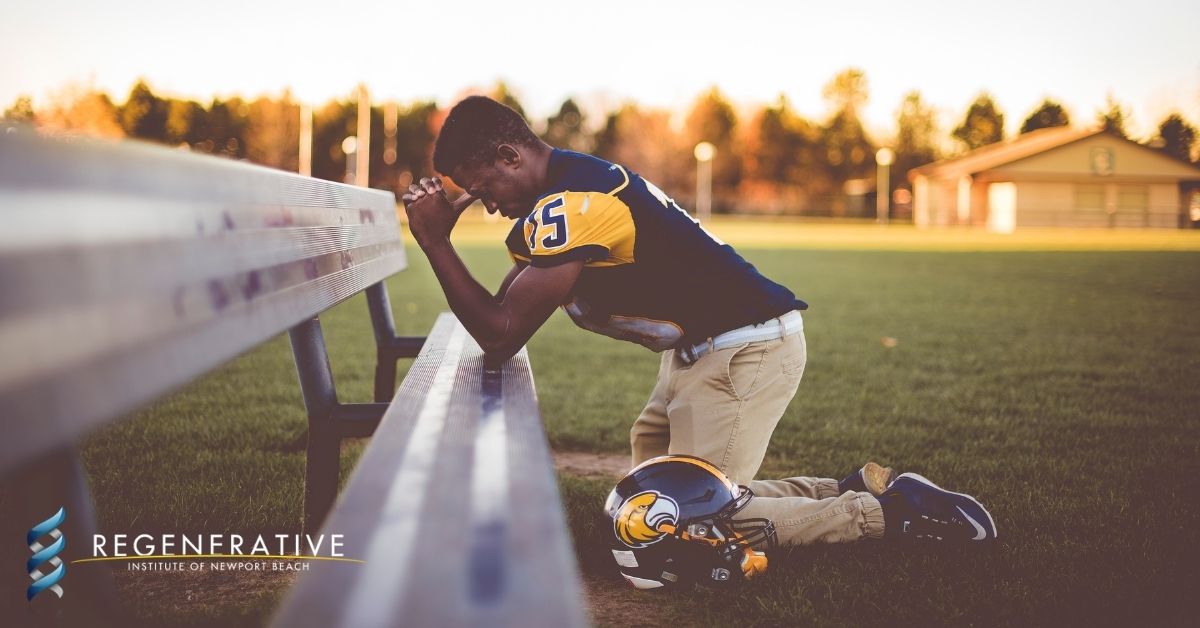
[523,192,634,268]
[505,216,532,264]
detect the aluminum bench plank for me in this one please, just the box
[272,313,587,628]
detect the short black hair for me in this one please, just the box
[433,96,539,175]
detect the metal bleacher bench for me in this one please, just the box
[0,131,585,627]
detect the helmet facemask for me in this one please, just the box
[659,486,777,583]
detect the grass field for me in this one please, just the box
[80,220,1200,626]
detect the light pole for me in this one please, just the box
[694,141,716,221]
[355,84,370,187]
[342,136,358,184]
[299,103,312,177]
[875,147,895,224]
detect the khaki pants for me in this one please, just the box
[630,329,885,545]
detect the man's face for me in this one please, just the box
[450,158,533,220]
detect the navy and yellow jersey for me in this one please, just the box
[505,149,807,351]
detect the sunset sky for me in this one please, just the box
[3,0,1197,139]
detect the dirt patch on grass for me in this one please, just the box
[553,450,630,479]
[581,573,676,628]
[555,451,676,628]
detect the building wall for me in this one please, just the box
[969,179,989,226]
[1012,181,1180,227]
[913,176,929,227]
[1013,182,1077,227]
[1148,184,1182,227]
[917,178,960,226]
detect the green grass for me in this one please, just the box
[80,225,1200,626]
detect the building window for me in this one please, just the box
[1076,184,1104,211]
[1113,184,1142,211]
[1117,185,1148,212]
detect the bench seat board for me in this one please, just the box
[0,133,403,474]
[273,313,587,628]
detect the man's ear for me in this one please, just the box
[496,144,522,168]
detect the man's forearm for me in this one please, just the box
[421,238,510,349]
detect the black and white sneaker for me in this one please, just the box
[880,473,998,542]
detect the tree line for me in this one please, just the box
[4,70,1197,217]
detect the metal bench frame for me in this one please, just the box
[0,132,584,627]
[290,281,426,534]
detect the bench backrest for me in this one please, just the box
[0,131,404,474]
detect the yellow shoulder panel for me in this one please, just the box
[524,192,635,267]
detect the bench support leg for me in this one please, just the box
[288,317,341,537]
[288,285,430,535]
[365,281,426,402]
[366,282,398,403]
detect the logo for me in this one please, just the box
[1089,147,1115,176]
[956,506,989,541]
[614,491,679,548]
[28,507,66,601]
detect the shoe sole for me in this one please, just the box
[895,472,998,540]
[863,462,897,495]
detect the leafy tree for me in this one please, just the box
[312,99,356,182]
[1156,113,1197,163]
[490,82,527,122]
[686,87,738,146]
[592,103,686,194]
[821,108,874,181]
[743,95,819,185]
[822,68,868,114]
[165,99,206,146]
[737,96,825,214]
[819,69,875,184]
[196,97,249,158]
[953,94,1005,151]
[542,98,590,152]
[1020,98,1070,134]
[894,90,940,178]
[685,87,742,198]
[3,95,35,124]
[119,79,169,141]
[591,108,623,163]
[1097,94,1129,138]
[244,92,300,171]
[38,86,124,138]
[393,100,439,181]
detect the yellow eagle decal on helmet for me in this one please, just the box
[615,490,680,548]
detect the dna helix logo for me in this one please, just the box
[27,506,66,601]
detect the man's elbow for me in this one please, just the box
[478,331,527,367]
[480,343,520,369]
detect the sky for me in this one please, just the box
[2,0,1198,140]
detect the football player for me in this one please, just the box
[403,96,995,553]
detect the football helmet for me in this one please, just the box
[604,455,776,589]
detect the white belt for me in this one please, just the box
[676,310,804,365]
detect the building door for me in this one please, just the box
[1114,185,1149,227]
[1074,183,1107,227]
[987,182,1016,233]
